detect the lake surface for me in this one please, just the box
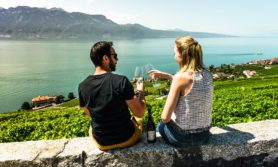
[1,37,278,113]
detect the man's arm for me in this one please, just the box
[126,81,146,118]
[79,91,91,117]
[126,92,146,118]
[82,107,91,117]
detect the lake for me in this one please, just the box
[0,37,278,113]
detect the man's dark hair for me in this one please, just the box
[90,41,113,66]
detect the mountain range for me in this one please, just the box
[0,6,231,40]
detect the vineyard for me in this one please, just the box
[0,64,278,142]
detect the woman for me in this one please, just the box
[149,36,213,147]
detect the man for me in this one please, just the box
[78,41,146,150]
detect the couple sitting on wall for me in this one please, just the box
[78,36,213,151]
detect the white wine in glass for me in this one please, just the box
[134,66,143,83]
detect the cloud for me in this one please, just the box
[106,13,140,24]
[87,0,97,4]
[1,0,62,9]
[1,0,43,8]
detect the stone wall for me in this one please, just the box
[1,119,278,167]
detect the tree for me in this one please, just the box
[68,92,75,100]
[56,95,65,104]
[209,65,215,72]
[21,102,31,110]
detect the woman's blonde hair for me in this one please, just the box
[175,36,205,72]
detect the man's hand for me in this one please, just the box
[136,79,144,91]
[126,80,146,118]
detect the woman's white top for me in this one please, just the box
[174,70,213,131]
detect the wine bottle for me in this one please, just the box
[147,105,156,143]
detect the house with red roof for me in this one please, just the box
[32,95,57,109]
[243,70,257,78]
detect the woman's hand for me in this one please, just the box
[148,70,173,80]
[147,70,162,80]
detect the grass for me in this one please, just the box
[1,64,278,142]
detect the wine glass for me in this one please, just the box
[145,64,161,88]
[134,66,143,82]
[145,64,155,79]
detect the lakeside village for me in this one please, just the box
[210,58,278,79]
[20,92,76,111]
[19,58,278,112]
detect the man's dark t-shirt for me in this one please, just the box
[78,73,135,146]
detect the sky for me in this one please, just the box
[1,0,278,36]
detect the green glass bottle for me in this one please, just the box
[147,105,156,143]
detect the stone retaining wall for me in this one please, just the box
[1,119,278,167]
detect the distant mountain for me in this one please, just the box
[0,6,231,40]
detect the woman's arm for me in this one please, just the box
[148,70,173,80]
[161,72,193,123]
[161,75,183,123]
[158,71,173,80]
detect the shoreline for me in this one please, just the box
[0,58,278,114]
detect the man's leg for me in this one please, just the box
[89,118,142,151]
[133,116,143,132]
